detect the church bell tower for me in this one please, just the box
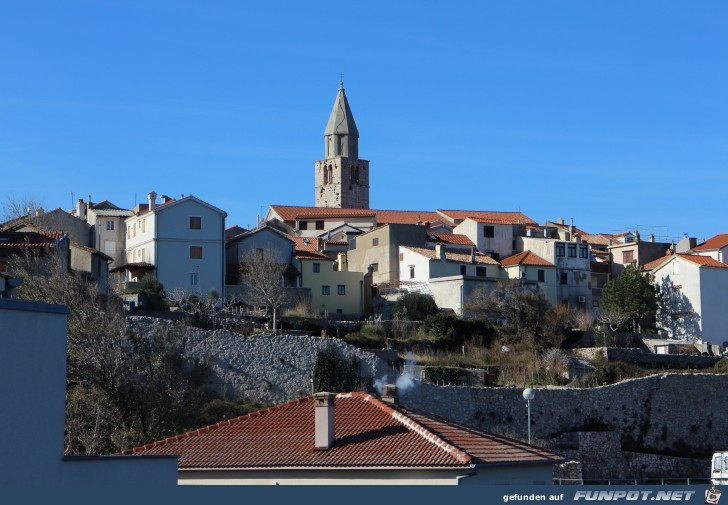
[315,82,370,209]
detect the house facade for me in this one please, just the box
[124,192,226,296]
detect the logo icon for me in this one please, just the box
[706,487,722,505]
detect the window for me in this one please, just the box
[140,249,145,262]
[555,243,565,257]
[476,266,487,277]
[127,226,131,239]
[483,226,495,238]
[538,269,545,282]
[371,263,379,272]
[106,220,114,231]
[299,221,308,231]
[190,246,203,259]
[568,244,577,258]
[190,216,202,230]
[372,238,379,246]
[315,220,324,230]
[190,273,199,286]
[133,223,137,237]
[313,262,320,273]
[409,266,415,279]
[322,285,330,296]
[399,252,404,261]
[460,265,467,276]
[623,250,634,263]
[560,272,568,285]
[141,219,145,233]
[579,245,588,258]
[337,285,345,295]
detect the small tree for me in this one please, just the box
[393,292,439,321]
[239,250,289,333]
[600,263,657,332]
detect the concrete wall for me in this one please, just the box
[0,299,177,487]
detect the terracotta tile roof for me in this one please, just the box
[438,210,538,226]
[500,251,554,267]
[402,246,500,265]
[643,255,672,271]
[374,210,444,226]
[581,234,612,246]
[645,253,728,271]
[691,234,728,252]
[678,254,728,268]
[122,393,562,469]
[289,236,333,261]
[109,262,155,273]
[225,225,247,241]
[0,231,59,248]
[428,233,475,246]
[269,205,376,221]
[69,241,114,261]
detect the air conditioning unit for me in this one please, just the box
[578,296,586,303]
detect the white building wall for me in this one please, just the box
[454,220,514,259]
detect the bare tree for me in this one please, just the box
[596,307,629,333]
[1,194,43,224]
[239,250,290,333]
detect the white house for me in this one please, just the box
[123,192,227,297]
[645,252,728,345]
[690,233,728,264]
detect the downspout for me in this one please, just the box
[455,467,477,485]
[153,211,158,280]
[222,213,227,299]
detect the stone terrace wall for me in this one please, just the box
[127,316,391,404]
[574,347,721,369]
[398,374,728,458]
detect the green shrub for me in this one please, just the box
[423,366,465,385]
[312,347,371,393]
[137,275,167,310]
[590,361,647,385]
[424,312,460,342]
[393,292,439,321]
[714,358,728,374]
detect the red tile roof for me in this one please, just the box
[374,210,444,226]
[644,253,728,271]
[678,254,728,268]
[691,234,728,252]
[122,393,562,469]
[270,205,376,221]
[0,231,60,248]
[225,225,247,241]
[438,210,537,226]
[289,236,332,261]
[500,251,554,267]
[428,233,475,246]
[402,246,500,265]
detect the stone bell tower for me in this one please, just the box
[315,82,370,209]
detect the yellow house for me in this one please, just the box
[500,251,558,305]
[290,237,366,317]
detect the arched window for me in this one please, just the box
[354,166,360,184]
[323,166,328,185]
[328,165,333,184]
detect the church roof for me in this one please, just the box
[324,83,359,137]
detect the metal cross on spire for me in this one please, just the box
[339,73,344,89]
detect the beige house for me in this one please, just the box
[608,231,671,278]
[123,389,564,485]
[500,251,558,305]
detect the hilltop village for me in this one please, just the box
[2,84,728,486]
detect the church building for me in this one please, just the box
[315,82,370,209]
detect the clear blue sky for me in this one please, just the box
[2,1,726,241]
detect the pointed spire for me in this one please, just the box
[325,84,359,137]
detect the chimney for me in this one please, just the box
[317,237,324,252]
[435,243,446,262]
[381,384,398,405]
[649,234,655,243]
[35,207,44,217]
[147,191,157,211]
[469,247,475,264]
[557,218,564,225]
[337,252,348,272]
[527,227,533,237]
[76,199,87,221]
[314,392,336,450]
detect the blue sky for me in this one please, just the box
[2,1,726,241]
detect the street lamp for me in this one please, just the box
[522,387,536,444]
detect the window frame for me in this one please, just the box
[322,285,330,296]
[312,262,320,273]
[483,225,495,238]
[189,216,202,230]
[555,243,565,257]
[337,284,346,295]
[190,246,203,260]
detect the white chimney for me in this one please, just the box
[147,191,157,211]
[435,243,446,262]
[337,252,348,272]
[76,199,87,221]
[381,384,398,404]
[314,392,335,450]
[469,247,475,264]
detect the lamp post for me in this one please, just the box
[522,388,536,444]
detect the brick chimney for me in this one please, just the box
[381,384,398,405]
[314,392,336,450]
